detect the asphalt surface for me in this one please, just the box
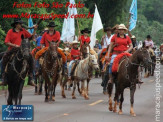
[0,66,163,122]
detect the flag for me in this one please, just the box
[28,15,34,34]
[90,4,103,49]
[61,0,77,42]
[129,0,137,31]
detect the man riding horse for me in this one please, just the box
[39,22,67,75]
[0,18,37,86]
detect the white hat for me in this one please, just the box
[71,40,80,45]
[64,47,70,51]
[118,24,128,31]
[131,35,136,39]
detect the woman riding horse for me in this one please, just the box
[106,24,133,84]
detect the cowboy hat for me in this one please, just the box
[81,28,91,34]
[118,24,128,31]
[131,35,136,39]
[112,24,119,31]
[147,35,151,39]
[104,27,112,32]
[11,18,24,27]
[71,40,80,45]
[47,22,57,27]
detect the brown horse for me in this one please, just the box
[41,41,59,102]
[108,48,151,116]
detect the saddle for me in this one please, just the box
[70,60,80,76]
[112,53,132,73]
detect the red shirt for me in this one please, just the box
[71,48,80,60]
[79,35,90,45]
[111,34,132,53]
[5,28,31,50]
[40,31,60,47]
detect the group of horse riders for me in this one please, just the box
[0,18,156,92]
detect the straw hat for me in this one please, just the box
[131,35,136,39]
[71,40,80,45]
[118,24,128,31]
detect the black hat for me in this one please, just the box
[11,18,24,27]
[81,28,91,34]
[47,22,57,27]
[147,35,151,39]
[104,27,112,32]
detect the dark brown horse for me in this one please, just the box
[108,48,151,116]
[41,41,59,102]
[3,35,32,105]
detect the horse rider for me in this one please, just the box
[0,18,37,86]
[144,35,155,56]
[131,35,138,50]
[78,28,91,52]
[40,21,67,75]
[68,40,80,80]
[106,24,133,84]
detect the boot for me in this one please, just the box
[28,74,36,87]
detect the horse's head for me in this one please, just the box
[47,40,58,59]
[89,54,99,71]
[20,35,30,59]
[81,44,89,58]
[135,47,152,67]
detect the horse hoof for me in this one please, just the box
[130,113,136,117]
[84,96,89,100]
[109,107,113,111]
[113,109,117,113]
[62,95,66,98]
[118,111,123,115]
[38,92,42,95]
[72,96,76,99]
[45,99,48,102]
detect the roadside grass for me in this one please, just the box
[0,77,28,90]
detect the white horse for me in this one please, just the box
[71,54,99,100]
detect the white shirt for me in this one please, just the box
[102,34,113,49]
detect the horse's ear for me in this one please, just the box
[21,34,24,40]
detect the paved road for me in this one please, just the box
[0,66,163,122]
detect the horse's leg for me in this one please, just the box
[44,81,48,102]
[113,84,119,113]
[7,88,13,105]
[34,75,38,95]
[86,79,90,95]
[52,79,57,101]
[130,84,136,116]
[84,80,89,100]
[108,83,113,111]
[38,75,43,95]
[72,80,77,99]
[61,76,67,98]
[118,89,124,115]
[77,82,82,95]
[80,81,84,96]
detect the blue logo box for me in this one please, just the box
[2,105,33,121]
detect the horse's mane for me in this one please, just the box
[2,48,20,66]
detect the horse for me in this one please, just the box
[144,48,156,77]
[71,54,99,100]
[108,48,151,116]
[31,47,43,95]
[3,35,32,105]
[41,41,60,102]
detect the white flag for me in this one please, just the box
[61,0,77,42]
[90,4,103,49]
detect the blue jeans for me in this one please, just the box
[68,60,75,77]
[108,54,117,74]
